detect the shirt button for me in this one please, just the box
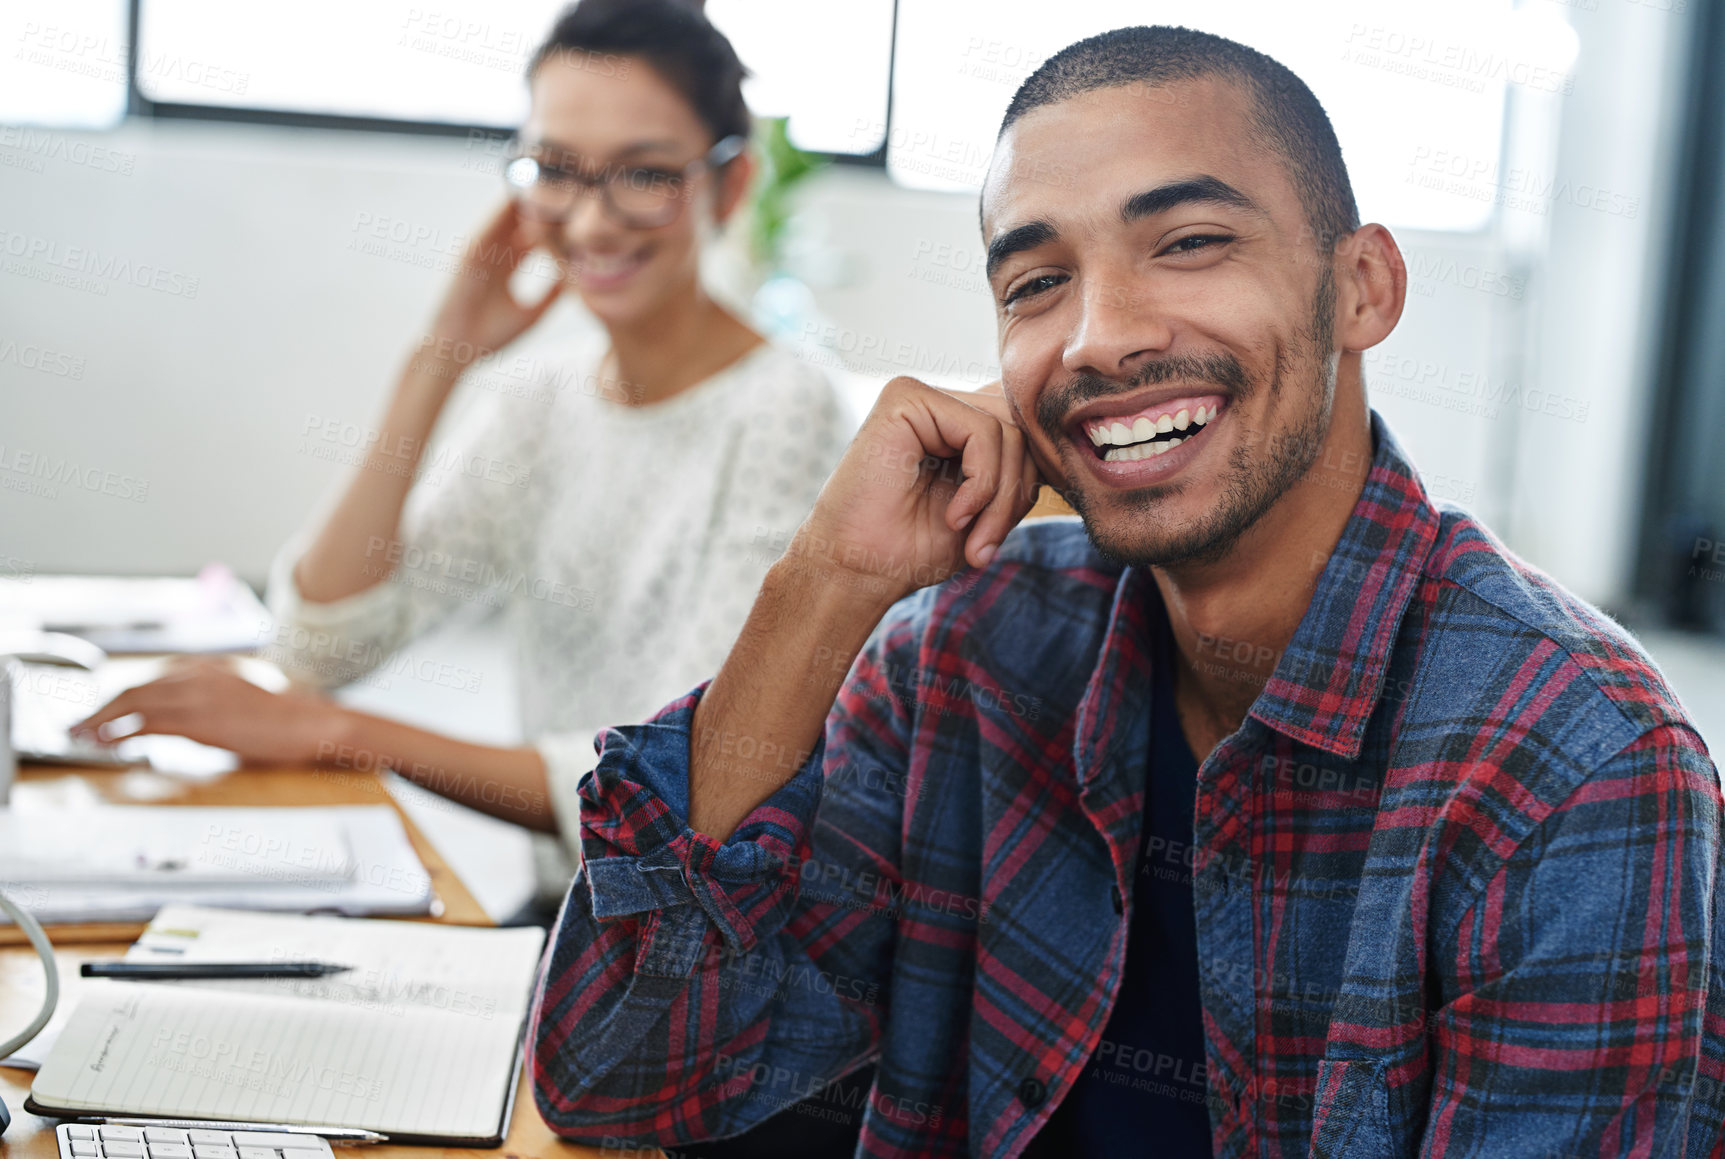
[1109,884,1124,914]
[1016,1077,1047,1108]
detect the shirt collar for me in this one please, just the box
[1242,411,1442,759]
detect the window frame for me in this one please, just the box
[120,0,894,165]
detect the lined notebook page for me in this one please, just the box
[126,905,544,1019]
[34,981,524,1139]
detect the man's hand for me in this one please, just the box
[685,376,1045,841]
[787,376,1044,608]
[70,657,346,766]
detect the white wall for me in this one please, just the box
[0,1,1688,613]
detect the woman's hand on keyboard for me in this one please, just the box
[69,657,347,767]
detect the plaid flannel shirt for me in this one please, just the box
[528,413,1725,1157]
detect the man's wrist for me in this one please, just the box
[765,545,908,625]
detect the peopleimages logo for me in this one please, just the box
[0,126,135,174]
[0,337,84,379]
[0,443,148,502]
[0,230,200,298]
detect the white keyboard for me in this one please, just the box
[56,1125,335,1159]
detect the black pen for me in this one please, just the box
[80,961,353,980]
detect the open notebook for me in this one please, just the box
[28,906,548,1146]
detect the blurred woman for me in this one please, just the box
[74,0,851,881]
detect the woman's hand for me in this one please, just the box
[422,199,565,363]
[70,658,348,767]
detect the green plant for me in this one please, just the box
[749,116,826,272]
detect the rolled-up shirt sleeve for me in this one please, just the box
[527,593,925,1149]
[577,685,826,968]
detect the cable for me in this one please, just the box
[0,885,58,1059]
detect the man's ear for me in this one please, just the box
[713,151,756,225]
[1332,223,1406,353]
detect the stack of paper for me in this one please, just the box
[0,566,272,655]
[0,805,435,923]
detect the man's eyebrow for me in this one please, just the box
[984,176,1265,280]
[1122,175,1266,223]
[985,220,1059,281]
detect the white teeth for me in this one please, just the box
[1091,402,1219,458]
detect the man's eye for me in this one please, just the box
[1163,234,1233,255]
[1002,273,1066,305]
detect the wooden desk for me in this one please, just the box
[1026,484,1076,520]
[0,764,614,1159]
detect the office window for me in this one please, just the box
[135,0,561,124]
[706,0,893,155]
[1,0,130,128]
[133,0,894,151]
[889,0,1579,231]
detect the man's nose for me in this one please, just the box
[1061,272,1173,380]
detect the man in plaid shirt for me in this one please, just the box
[527,25,1724,1158]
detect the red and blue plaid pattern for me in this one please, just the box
[528,414,1725,1157]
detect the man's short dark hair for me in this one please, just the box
[530,0,751,147]
[1000,26,1359,252]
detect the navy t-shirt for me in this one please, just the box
[1036,611,1212,1154]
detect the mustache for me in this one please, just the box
[1036,352,1249,442]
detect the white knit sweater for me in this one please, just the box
[265,337,853,867]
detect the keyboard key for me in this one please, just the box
[99,1128,144,1143]
[66,1127,98,1140]
[101,1143,145,1158]
[151,1144,194,1159]
[192,1146,237,1159]
[231,1135,317,1149]
[236,1148,276,1159]
[144,1129,188,1145]
[69,1141,100,1157]
[187,1133,231,1146]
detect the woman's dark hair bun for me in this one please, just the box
[530,0,752,146]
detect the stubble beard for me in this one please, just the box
[1049,266,1340,571]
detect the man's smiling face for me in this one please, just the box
[982,75,1343,569]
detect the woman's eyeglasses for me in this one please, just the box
[502,135,746,229]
